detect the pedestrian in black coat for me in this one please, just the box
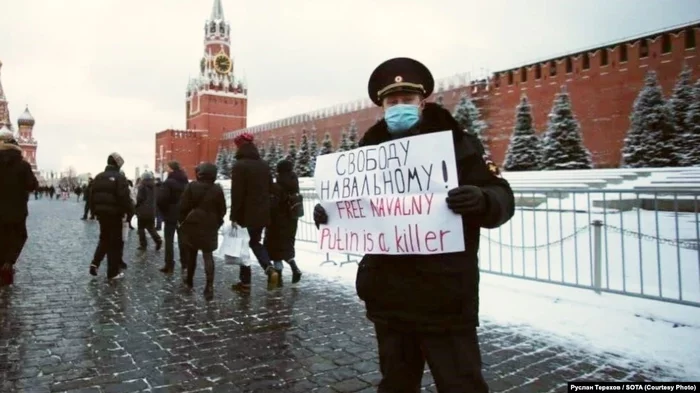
[178,162,226,300]
[0,130,38,287]
[156,161,189,274]
[81,178,95,220]
[314,57,515,392]
[229,133,276,292]
[264,159,302,286]
[135,172,162,251]
[89,152,133,280]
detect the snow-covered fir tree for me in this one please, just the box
[319,132,334,155]
[308,129,319,174]
[286,137,297,168]
[337,128,352,152]
[453,94,490,155]
[504,95,542,171]
[669,65,694,165]
[267,137,282,169]
[258,145,267,164]
[348,120,360,149]
[225,149,236,174]
[621,71,677,168]
[295,130,313,176]
[682,79,700,166]
[215,147,227,177]
[540,86,593,170]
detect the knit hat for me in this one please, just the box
[108,152,124,168]
[276,159,294,173]
[167,161,181,171]
[234,132,254,148]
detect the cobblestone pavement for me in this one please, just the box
[0,199,684,393]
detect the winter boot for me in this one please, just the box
[232,266,252,293]
[287,259,302,284]
[266,266,279,290]
[231,282,250,293]
[277,270,284,288]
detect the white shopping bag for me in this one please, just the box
[215,223,251,266]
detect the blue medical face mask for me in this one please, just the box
[384,104,421,134]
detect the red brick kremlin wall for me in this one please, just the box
[222,23,699,168]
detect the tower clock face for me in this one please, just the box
[214,54,232,74]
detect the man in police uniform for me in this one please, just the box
[314,57,515,392]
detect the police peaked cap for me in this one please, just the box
[367,57,435,106]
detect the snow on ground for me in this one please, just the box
[289,241,700,381]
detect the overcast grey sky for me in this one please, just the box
[0,0,698,176]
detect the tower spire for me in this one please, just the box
[0,60,13,131]
[0,60,6,101]
[210,0,225,21]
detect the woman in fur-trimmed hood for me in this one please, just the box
[0,130,38,286]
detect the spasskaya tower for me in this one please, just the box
[155,0,248,178]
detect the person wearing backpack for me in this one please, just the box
[264,159,303,287]
[178,162,226,300]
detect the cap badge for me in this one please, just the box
[394,75,403,83]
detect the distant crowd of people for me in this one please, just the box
[80,143,303,300]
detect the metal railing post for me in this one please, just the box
[592,220,603,295]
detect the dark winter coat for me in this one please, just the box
[135,178,157,220]
[90,165,133,218]
[355,103,515,333]
[229,142,273,228]
[82,183,91,202]
[178,163,226,252]
[0,143,38,224]
[157,169,189,223]
[264,169,300,261]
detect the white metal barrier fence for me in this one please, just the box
[295,188,700,308]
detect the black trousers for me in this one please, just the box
[163,221,185,270]
[137,217,161,247]
[83,201,94,219]
[375,324,489,393]
[0,221,28,266]
[97,216,124,279]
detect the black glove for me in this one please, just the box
[313,203,328,229]
[446,185,486,215]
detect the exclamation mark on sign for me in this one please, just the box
[441,160,448,189]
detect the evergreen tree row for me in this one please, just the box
[476,85,594,172]
[621,66,700,168]
[214,120,360,178]
[483,65,700,172]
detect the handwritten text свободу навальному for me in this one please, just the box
[313,130,465,255]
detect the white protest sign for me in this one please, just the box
[313,130,465,255]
